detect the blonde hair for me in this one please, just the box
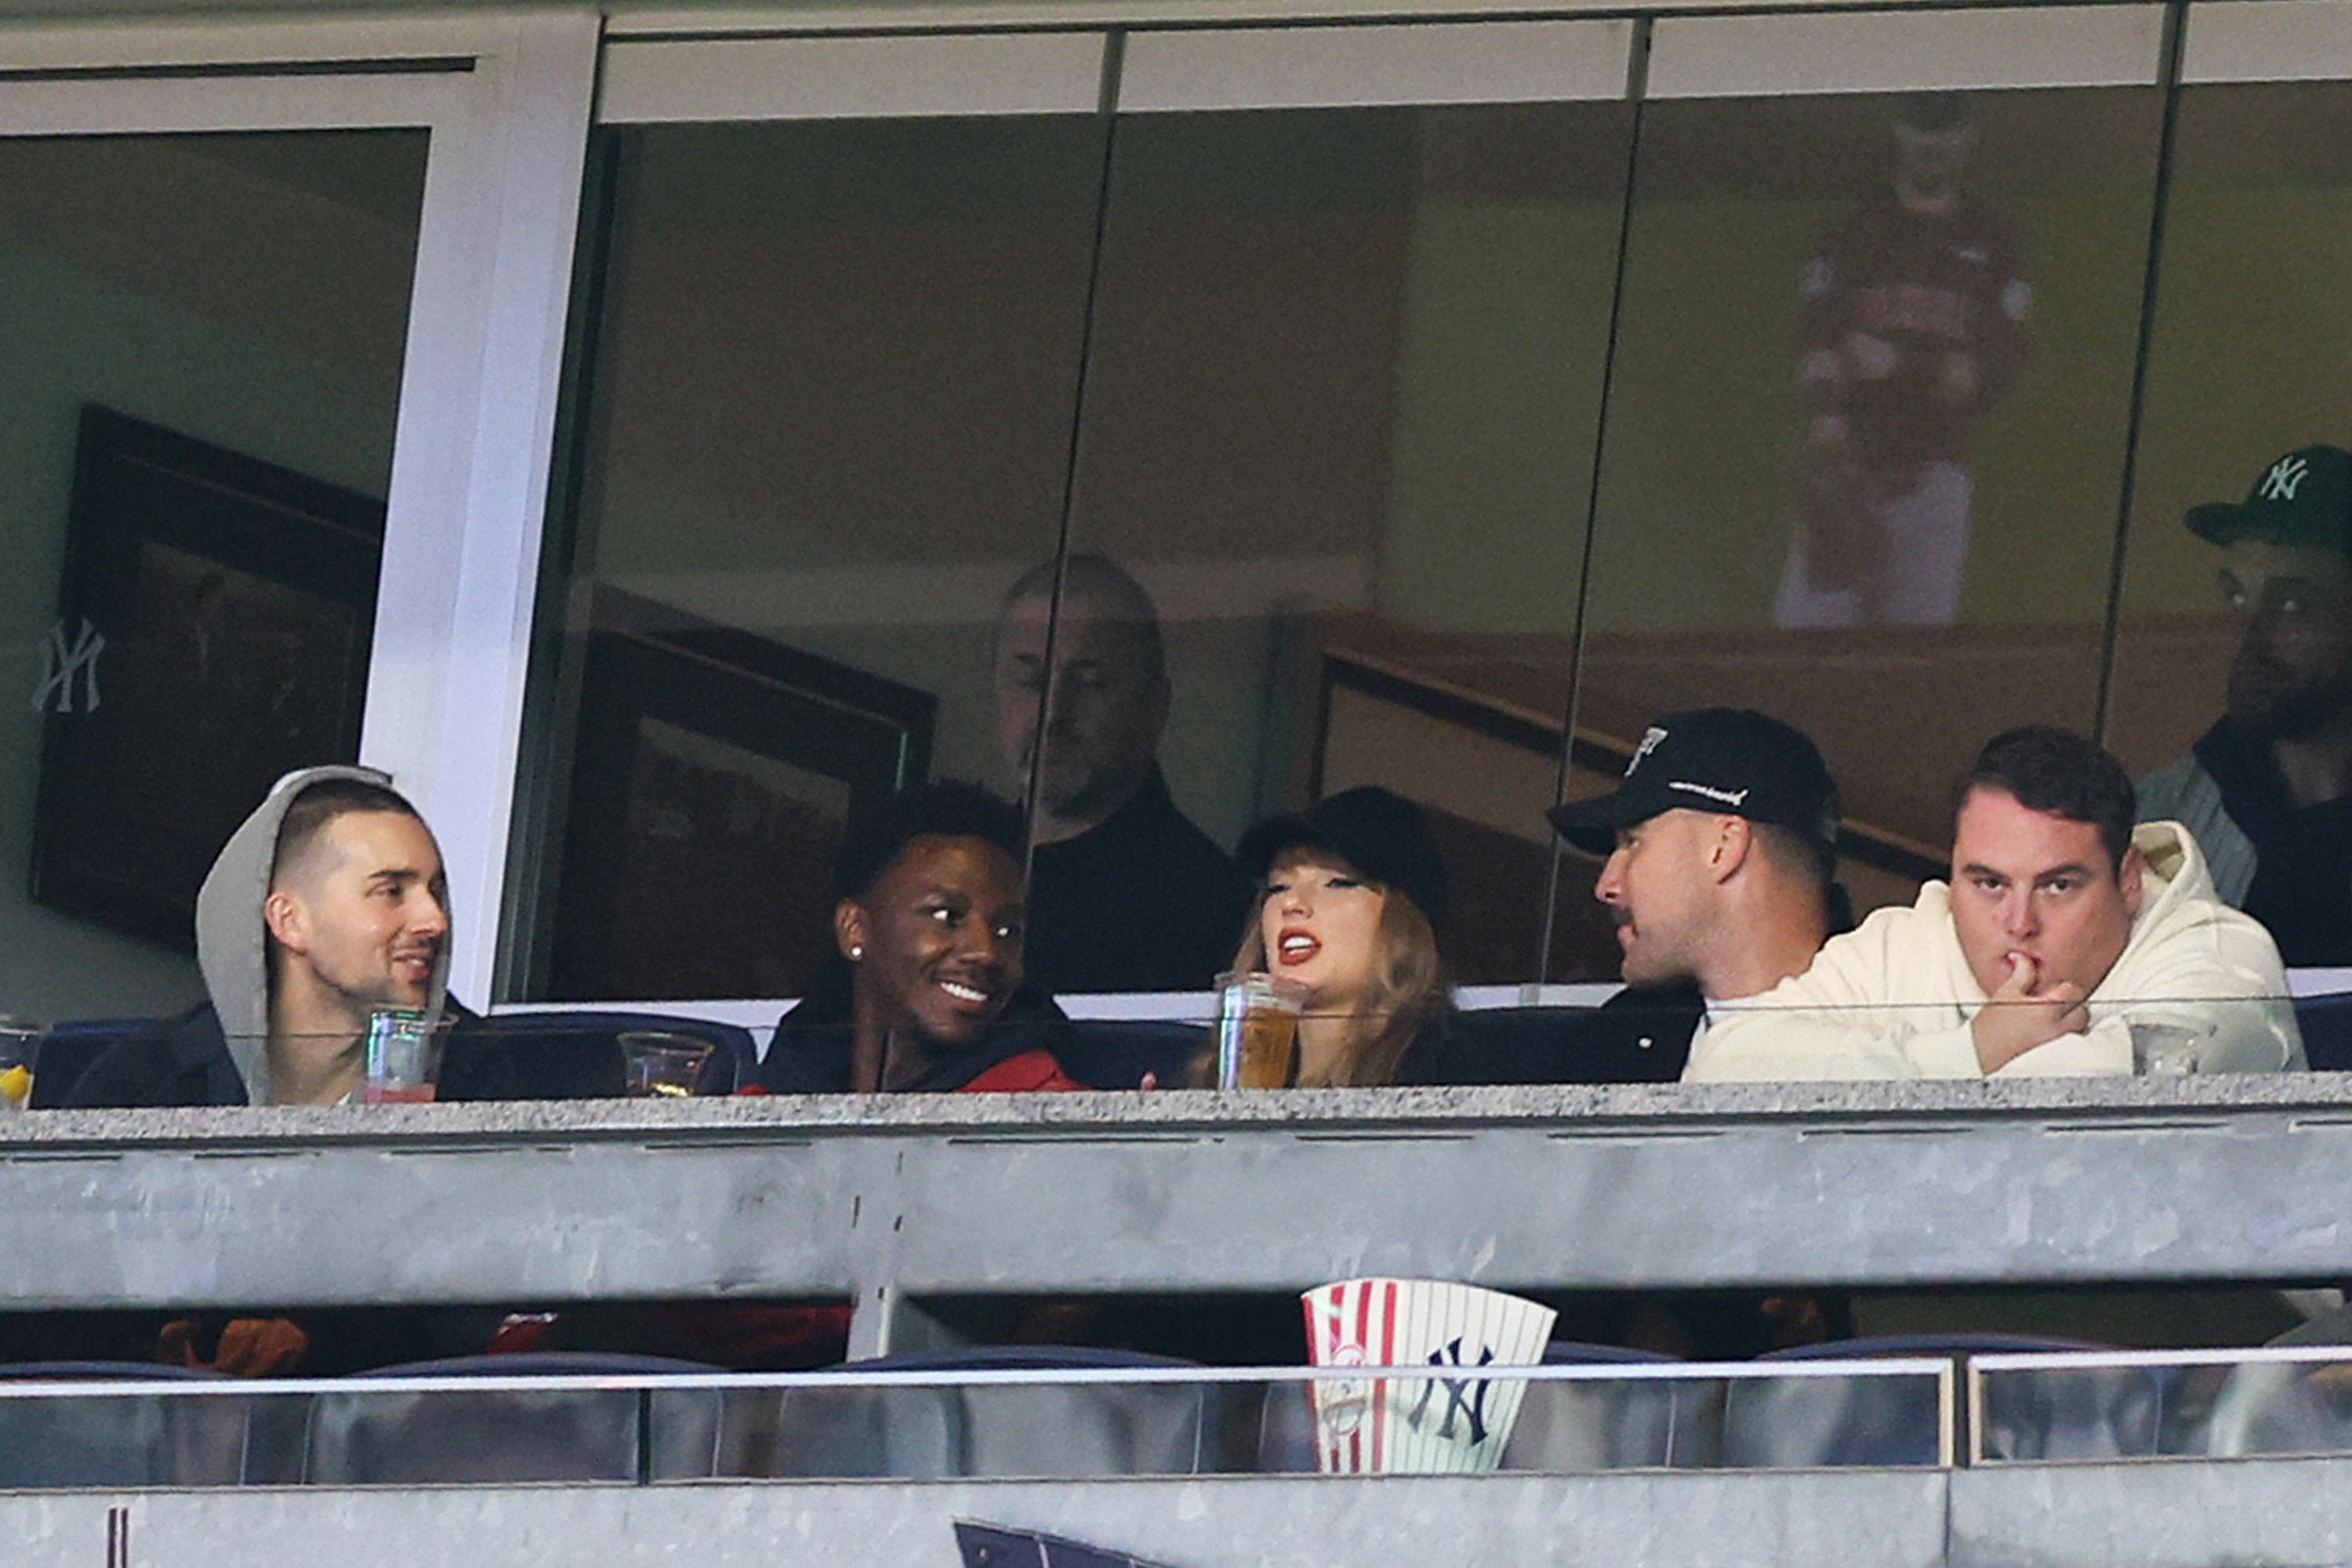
[1231,852,1451,1087]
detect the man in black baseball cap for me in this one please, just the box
[1550,708,1844,1005]
[2140,445,2352,965]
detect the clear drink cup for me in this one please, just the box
[619,1032,716,1098]
[362,1009,445,1104]
[2129,1015,2211,1076]
[1214,971,1307,1090]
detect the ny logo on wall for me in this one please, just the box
[32,619,105,714]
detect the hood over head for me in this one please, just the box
[195,764,449,1105]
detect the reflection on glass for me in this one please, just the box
[1065,103,1634,987]
[2111,82,2352,968]
[1782,92,2031,631]
[1575,88,2161,953]
[535,117,1104,1000]
[0,131,426,1020]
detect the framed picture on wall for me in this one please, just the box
[31,405,383,949]
[547,588,936,1002]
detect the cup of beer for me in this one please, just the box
[1214,971,1307,1090]
[362,1008,446,1104]
[0,1020,40,1112]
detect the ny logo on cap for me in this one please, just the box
[2261,455,2311,503]
[1627,726,1667,777]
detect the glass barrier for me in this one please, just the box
[1971,1346,2352,1464]
[45,1347,2352,1488]
[13,985,2333,1108]
[2105,78,2352,971]
[525,114,1104,1007]
[0,1359,1953,1486]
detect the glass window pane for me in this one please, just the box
[528,114,1104,1001]
[1058,99,1635,992]
[0,130,426,1020]
[1572,86,2162,956]
[2109,79,2352,965]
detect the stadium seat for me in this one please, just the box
[1504,1341,1719,1470]
[305,1352,728,1484]
[31,1020,154,1109]
[710,1346,1219,1479]
[1060,1018,1206,1090]
[463,1011,758,1099]
[2294,991,2352,1073]
[0,1362,246,1487]
[1721,1333,2120,1468]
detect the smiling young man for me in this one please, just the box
[2140,445,2352,964]
[72,766,506,1108]
[1686,727,2303,1081]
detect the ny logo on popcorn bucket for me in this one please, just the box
[1301,1277,1555,1474]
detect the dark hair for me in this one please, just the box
[272,778,422,885]
[999,553,1168,686]
[833,780,1026,900]
[1956,726,2136,874]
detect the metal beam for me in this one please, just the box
[5,1078,2350,1328]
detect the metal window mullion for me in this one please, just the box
[360,11,602,1009]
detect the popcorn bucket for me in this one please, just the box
[1300,1277,1556,1474]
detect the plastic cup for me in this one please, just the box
[1214,971,1306,1090]
[362,1009,446,1104]
[2130,1017,2210,1076]
[0,1021,40,1112]
[620,1033,716,1098]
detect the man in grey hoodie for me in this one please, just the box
[71,764,507,1107]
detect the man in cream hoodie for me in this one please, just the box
[1686,726,2302,1080]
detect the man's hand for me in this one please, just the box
[1971,953,2089,1074]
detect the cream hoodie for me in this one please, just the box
[1685,820,2303,1082]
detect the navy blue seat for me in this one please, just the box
[1060,1018,1205,1090]
[1437,1004,1695,1084]
[0,1360,246,1487]
[2295,991,2352,1072]
[1723,1333,2129,1468]
[717,1346,1218,1479]
[465,1011,757,1099]
[31,1019,154,1109]
[309,1352,729,1483]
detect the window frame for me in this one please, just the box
[0,11,600,1008]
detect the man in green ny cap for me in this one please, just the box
[2139,445,2352,964]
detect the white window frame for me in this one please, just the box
[1646,5,2167,99]
[2183,0,2352,84]
[0,11,600,1008]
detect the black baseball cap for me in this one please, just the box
[1548,708,1841,857]
[2187,445,2352,557]
[1237,785,1448,924]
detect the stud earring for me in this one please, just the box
[849,945,865,960]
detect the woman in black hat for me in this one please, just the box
[1231,786,1454,1087]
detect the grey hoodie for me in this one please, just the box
[196,764,450,1106]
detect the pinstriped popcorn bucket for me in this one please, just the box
[1301,1278,1556,1474]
